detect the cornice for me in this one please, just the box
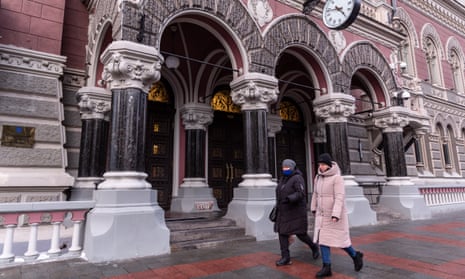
[0,44,66,77]
[403,0,465,37]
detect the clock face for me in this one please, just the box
[323,0,361,30]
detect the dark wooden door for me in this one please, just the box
[276,121,308,200]
[145,101,175,210]
[208,111,244,209]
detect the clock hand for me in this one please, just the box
[335,5,346,16]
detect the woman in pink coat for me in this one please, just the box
[311,153,364,277]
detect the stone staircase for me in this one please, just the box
[166,215,256,252]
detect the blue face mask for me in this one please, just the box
[282,169,293,176]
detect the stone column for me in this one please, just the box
[171,103,220,214]
[373,106,431,220]
[71,87,110,200]
[267,113,282,181]
[83,41,170,262]
[314,93,376,227]
[225,73,278,241]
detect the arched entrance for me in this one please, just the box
[145,80,175,210]
[276,99,308,199]
[208,90,244,209]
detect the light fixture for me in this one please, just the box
[165,56,180,69]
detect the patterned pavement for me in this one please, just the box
[1,211,464,279]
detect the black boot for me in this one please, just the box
[315,263,332,277]
[276,257,292,266]
[310,243,320,260]
[352,251,364,271]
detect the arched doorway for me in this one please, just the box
[276,99,308,199]
[145,80,175,210]
[208,90,244,209]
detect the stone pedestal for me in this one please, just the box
[379,177,431,220]
[225,186,276,241]
[83,189,170,262]
[343,176,377,226]
[171,178,220,213]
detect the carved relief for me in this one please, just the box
[248,0,273,27]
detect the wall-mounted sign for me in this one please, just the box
[1,125,35,148]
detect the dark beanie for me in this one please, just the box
[282,159,296,170]
[318,153,333,167]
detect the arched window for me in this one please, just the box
[398,25,416,76]
[449,49,465,94]
[425,37,443,86]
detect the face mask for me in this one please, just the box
[282,169,293,176]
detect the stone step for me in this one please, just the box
[167,217,256,252]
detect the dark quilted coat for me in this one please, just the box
[274,169,308,234]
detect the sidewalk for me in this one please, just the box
[1,211,464,279]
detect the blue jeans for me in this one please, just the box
[320,244,356,264]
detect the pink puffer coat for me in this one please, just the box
[311,161,351,248]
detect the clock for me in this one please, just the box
[322,0,361,30]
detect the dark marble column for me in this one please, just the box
[243,109,268,174]
[72,87,111,200]
[326,122,351,175]
[230,73,279,187]
[373,106,410,178]
[171,103,218,213]
[313,93,355,176]
[107,88,147,172]
[383,131,407,177]
[97,40,163,190]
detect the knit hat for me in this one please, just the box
[282,159,296,170]
[317,153,333,167]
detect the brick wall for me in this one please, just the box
[62,0,88,70]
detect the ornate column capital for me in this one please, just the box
[230,73,278,111]
[100,40,163,92]
[76,87,111,120]
[313,93,355,123]
[267,113,282,137]
[180,103,213,130]
[373,106,410,132]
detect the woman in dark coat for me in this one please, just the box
[274,159,319,266]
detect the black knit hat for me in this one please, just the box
[317,153,333,167]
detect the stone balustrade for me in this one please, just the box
[0,201,94,265]
[419,187,465,206]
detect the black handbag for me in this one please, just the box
[269,205,277,222]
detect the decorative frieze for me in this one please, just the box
[230,73,279,110]
[180,103,213,130]
[0,45,65,76]
[101,41,163,92]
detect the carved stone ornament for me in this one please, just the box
[248,0,273,27]
[101,41,163,92]
[76,87,111,120]
[267,113,282,137]
[373,106,411,132]
[328,30,347,53]
[180,103,214,130]
[230,73,279,111]
[313,93,355,123]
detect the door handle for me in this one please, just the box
[225,163,230,183]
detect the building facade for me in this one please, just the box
[2,0,465,258]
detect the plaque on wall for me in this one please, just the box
[1,125,35,148]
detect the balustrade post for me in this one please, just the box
[68,210,87,255]
[0,225,16,263]
[24,223,39,261]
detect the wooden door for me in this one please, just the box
[145,93,175,210]
[208,111,244,209]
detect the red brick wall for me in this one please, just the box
[61,0,88,70]
[0,0,65,55]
